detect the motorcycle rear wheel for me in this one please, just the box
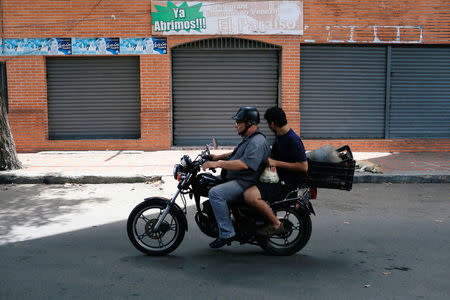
[259,206,312,256]
[127,200,186,256]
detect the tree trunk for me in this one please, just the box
[0,95,22,170]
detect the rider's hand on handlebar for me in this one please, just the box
[209,154,219,161]
[201,161,219,171]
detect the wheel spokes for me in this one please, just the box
[268,209,303,248]
[134,208,179,251]
[157,234,164,247]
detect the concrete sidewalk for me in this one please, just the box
[0,150,449,184]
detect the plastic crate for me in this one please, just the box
[303,145,356,191]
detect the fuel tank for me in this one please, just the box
[196,173,224,197]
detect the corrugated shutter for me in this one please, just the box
[300,46,386,138]
[172,38,280,146]
[390,47,450,138]
[47,57,140,140]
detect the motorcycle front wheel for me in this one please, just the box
[259,206,312,256]
[127,200,186,256]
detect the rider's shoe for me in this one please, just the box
[257,222,284,236]
[209,235,236,248]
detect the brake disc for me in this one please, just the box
[145,219,171,239]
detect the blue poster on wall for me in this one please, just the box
[42,38,72,55]
[94,38,120,55]
[73,38,97,54]
[152,37,167,54]
[73,38,120,55]
[120,38,145,54]
[25,38,47,55]
[4,39,28,56]
[3,38,70,56]
[120,37,167,54]
[104,38,120,55]
[1,37,167,56]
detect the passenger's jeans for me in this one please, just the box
[208,180,248,239]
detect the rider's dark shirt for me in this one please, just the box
[271,128,307,187]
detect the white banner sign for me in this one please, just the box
[151,1,303,35]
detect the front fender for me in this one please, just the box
[144,197,188,231]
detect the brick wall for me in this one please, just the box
[2,0,152,37]
[1,0,449,152]
[6,57,47,151]
[302,0,450,44]
[300,0,450,152]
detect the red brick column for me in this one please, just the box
[140,54,172,149]
[280,41,301,135]
[7,57,47,152]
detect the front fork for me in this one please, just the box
[153,172,193,231]
[153,189,181,231]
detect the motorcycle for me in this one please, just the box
[127,141,317,256]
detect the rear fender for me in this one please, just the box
[303,200,316,216]
[144,197,188,231]
[271,198,315,216]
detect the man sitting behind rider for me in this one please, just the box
[244,106,308,236]
[201,106,271,248]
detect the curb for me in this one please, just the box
[0,174,162,184]
[0,174,449,185]
[353,173,450,184]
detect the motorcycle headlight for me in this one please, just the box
[173,164,183,180]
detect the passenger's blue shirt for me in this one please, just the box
[271,128,307,187]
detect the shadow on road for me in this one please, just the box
[1,183,449,299]
[0,214,349,294]
[0,184,109,243]
[123,249,346,287]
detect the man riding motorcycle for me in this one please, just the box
[244,107,308,236]
[201,106,270,248]
[127,107,342,256]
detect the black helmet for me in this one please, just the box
[232,106,260,124]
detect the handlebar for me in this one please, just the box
[198,144,218,173]
[176,144,217,189]
[179,143,217,173]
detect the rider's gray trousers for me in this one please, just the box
[208,180,249,239]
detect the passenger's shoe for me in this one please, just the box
[209,236,236,248]
[257,223,284,236]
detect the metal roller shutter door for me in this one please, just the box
[172,45,279,146]
[300,46,386,138]
[390,47,450,138]
[47,57,140,140]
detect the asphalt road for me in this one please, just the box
[0,182,449,299]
